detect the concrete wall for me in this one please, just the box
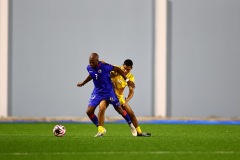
[168,0,240,117]
[9,0,240,118]
[9,0,153,117]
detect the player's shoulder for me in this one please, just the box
[111,65,121,75]
[99,61,113,67]
[86,65,91,70]
[128,72,134,78]
[127,72,135,81]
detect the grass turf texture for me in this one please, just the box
[0,123,239,160]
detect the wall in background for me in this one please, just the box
[9,0,240,118]
[168,0,240,117]
[9,0,154,117]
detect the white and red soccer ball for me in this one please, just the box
[53,125,66,137]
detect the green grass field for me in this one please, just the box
[0,123,239,160]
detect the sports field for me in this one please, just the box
[0,123,239,160]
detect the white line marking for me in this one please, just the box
[0,151,239,156]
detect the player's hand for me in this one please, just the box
[77,82,84,87]
[127,81,135,88]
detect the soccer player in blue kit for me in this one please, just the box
[77,53,137,137]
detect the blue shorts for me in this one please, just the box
[88,92,120,108]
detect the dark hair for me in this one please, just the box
[124,59,133,67]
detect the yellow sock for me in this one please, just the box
[136,126,142,134]
[98,126,104,133]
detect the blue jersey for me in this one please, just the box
[87,61,120,107]
[87,61,115,95]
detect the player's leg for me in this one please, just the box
[86,94,101,127]
[114,106,137,136]
[122,103,151,137]
[112,96,137,136]
[115,96,133,125]
[86,106,98,126]
[95,100,107,137]
[121,103,139,130]
[114,106,132,125]
[98,100,107,126]
[109,95,131,124]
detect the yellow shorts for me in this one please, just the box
[117,95,125,105]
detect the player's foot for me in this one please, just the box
[129,123,137,137]
[94,128,107,137]
[137,132,151,137]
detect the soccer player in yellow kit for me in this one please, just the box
[110,59,151,137]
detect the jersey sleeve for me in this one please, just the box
[128,74,135,89]
[129,74,135,82]
[103,63,114,72]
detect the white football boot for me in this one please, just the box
[129,123,137,137]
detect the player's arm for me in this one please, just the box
[113,66,135,88]
[101,61,116,78]
[77,74,92,87]
[110,71,118,78]
[125,87,134,104]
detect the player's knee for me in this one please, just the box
[86,108,94,116]
[99,106,106,112]
[114,107,122,114]
[86,110,91,116]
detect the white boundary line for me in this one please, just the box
[0,151,239,155]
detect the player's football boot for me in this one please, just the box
[129,123,137,137]
[137,132,151,137]
[94,128,107,137]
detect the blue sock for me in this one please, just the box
[121,110,132,125]
[88,114,98,127]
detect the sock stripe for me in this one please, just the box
[123,110,127,116]
[89,114,96,119]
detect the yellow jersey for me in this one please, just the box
[111,66,135,104]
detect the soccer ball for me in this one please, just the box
[53,125,66,137]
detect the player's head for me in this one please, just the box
[122,59,133,74]
[89,53,99,68]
